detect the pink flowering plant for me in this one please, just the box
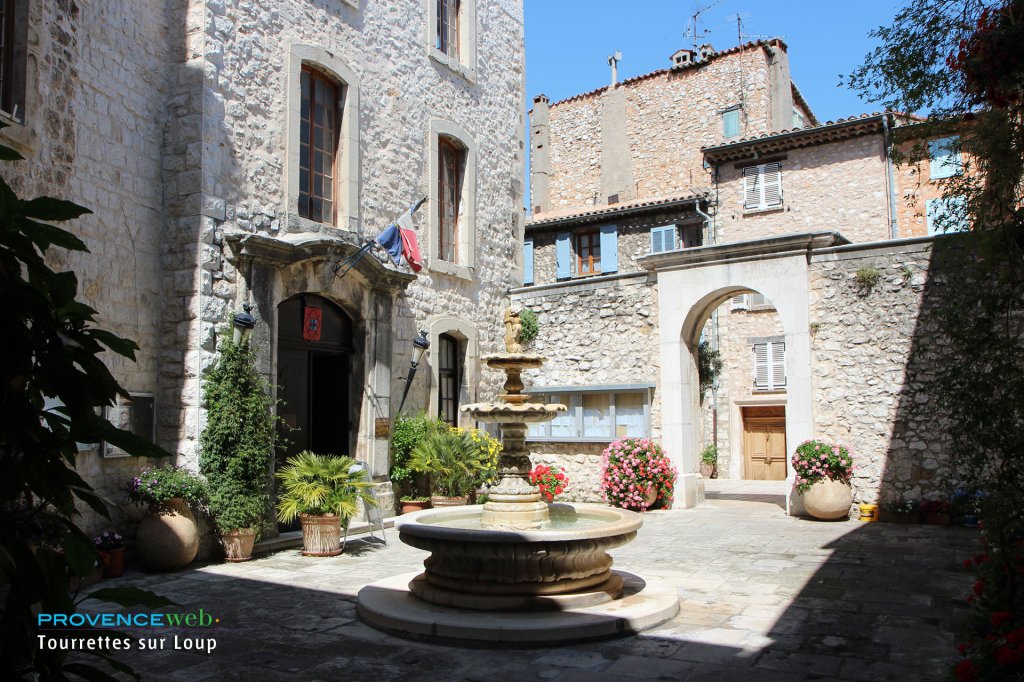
[601,438,677,511]
[529,464,567,502]
[792,440,854,493]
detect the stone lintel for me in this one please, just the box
[638,231,851,272]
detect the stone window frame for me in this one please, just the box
[285,44,360,232]
[427,317,478,425]
[0,0,37,155]
[526,387,652,442]
[427,119,476,279]
[425,0,477,82]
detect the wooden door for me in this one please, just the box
[743,409,787,480]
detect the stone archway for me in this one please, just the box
[642,233,845,513]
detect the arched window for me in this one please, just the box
[438,333,460,425]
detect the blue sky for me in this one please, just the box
[524,0,903,122]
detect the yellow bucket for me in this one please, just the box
[858,503,878,522]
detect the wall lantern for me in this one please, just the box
[232,304,256,346]
[398,330,431,413]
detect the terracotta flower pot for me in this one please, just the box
[801,479,853,521]
[299,514,342,556]
[430,495,469,508]
[699,463,715,479]
[136,497,199,571]
[100,546,126,578]
[401,499,431,514]
[220,528,257,562]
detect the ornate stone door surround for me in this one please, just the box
[638,232,850,515]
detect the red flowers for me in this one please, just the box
[529,464,568,503]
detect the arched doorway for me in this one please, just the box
[276,295,354,463]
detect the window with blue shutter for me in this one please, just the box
[523,238,534,285]
[722,108,740,139]
[600,225,618,274]
[555,232,571,279]
[929,136,961,179]
[926,196,969,235]
[650,225,675,253]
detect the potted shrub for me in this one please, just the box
[453,425,502,502]
[601,438,677,511]
[792,440,854,520]
[128,464,207,571]
[390,412,444,513]
[199,336,277,562]
[276,452,376,556]
[409,428,489,506]
[529,464,568,502]
[879,499,921,524]
[93,530,126,578]
[699,444,718,479]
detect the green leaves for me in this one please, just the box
[21,197,92,221]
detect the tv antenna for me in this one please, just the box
[736,12,782,45]
[685,0,723,51]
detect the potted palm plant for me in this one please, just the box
[276,452,376,556]
[409,428,488,506]
[199,335,277,562]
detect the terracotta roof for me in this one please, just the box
[701,113,889,163]
[527,192,707,230]
[544,39,790,109]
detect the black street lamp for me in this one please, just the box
[398,331,430,413]
[232,304,256,346]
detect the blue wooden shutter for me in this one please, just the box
[722,109,740,138]
[929,136,960,179]
[600,225,618,274]
[523,238,534,285]
[927,196,968,235]
[650,225,674,253]
[555,232,571,279]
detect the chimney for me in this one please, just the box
[529,95,551,214]
[607,50,622,86]
[670,49,694,69]
[698,43,716,61]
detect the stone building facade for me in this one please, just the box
[520,38,968,512]
[3,0,525,533]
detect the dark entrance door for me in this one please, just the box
[276,294,353,469]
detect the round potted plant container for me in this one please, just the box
[699,444,718,480]
[129,465,207,571]
[601,438,677,512]
[400,497,432,514]
[277,451,376,557]
[792,440,855,521]
[93,530,126,579]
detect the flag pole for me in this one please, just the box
[330,197,428,280]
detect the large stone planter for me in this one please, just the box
[801,479,853,521]
[219,528,257,562]
[430,495,469,508]
[136,498,199,571]
[299,514,342,556]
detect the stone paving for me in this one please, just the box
[81,481,979,681]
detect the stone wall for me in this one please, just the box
[712,135,891,245]
[512,275,659,502]
[808,238,953,506]
[541,45,780,212]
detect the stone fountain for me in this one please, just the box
[357,310,679,643]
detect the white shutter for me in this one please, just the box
[731,295,748,311]
[753,343,769,389]
[742,166,761,209]
[763,162,782,207]
[771,341,786,388]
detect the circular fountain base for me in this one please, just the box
[357,570,680,645]
[409,571,625,610]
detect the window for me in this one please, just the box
[742,162,783,211]
[650,225,676,253]
[0,0,28,122]
[731,292,775,311]
[753,341,786,391]
[438,334,460,426]
[576,230,600,275]
[103,394,156,458]
[438,137,464,262]
[523,238,534,285]
[527,390,651,440]
[791,108,805,129]
[926,196,969,235]
[299,67,340,223]
[681,223,703,248]
[722,108,740,139]
[929,136,961,179]
[436,0,460,60]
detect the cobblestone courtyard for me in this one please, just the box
[88,482,978,681]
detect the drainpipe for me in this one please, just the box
[882,114,899,239]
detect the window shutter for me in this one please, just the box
[650,225,674,253]
[763,162,782,207]
[926,199,939,235]
[927,196,969,235]
[771,341,786,388]
[722,109,740,138]
[556,232,571,279]
[731,295,748,311]
[753,343,769,389]
[742,166,761,209]
[929,136,961,179]
[523,238,534,285]
[600,224,618,274]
